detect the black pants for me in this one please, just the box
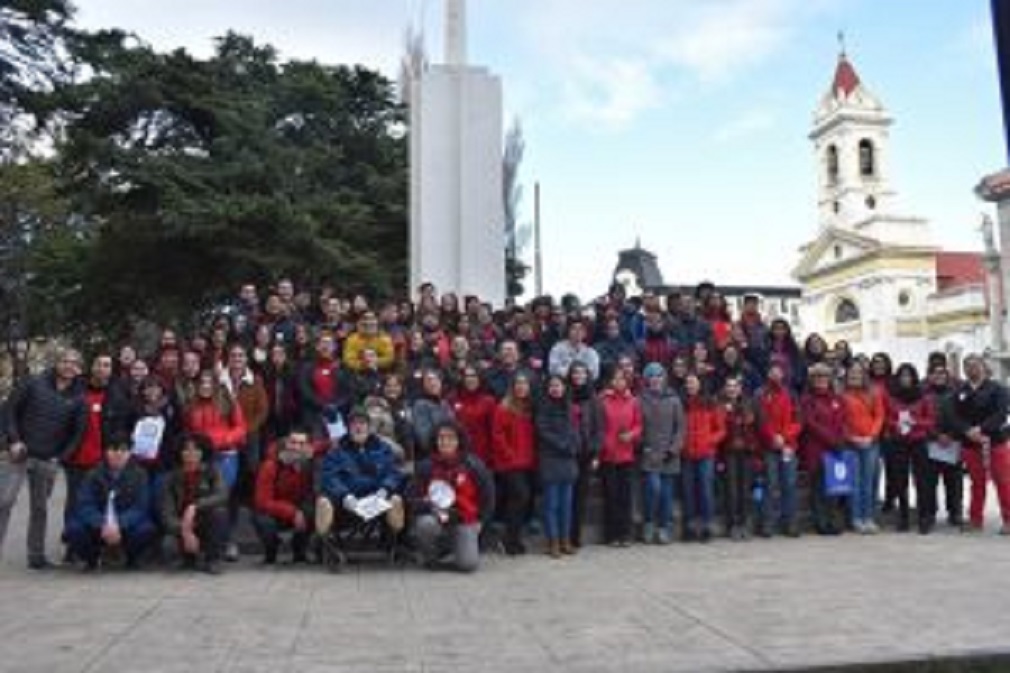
[722,453,752,530]
[890,441,932,521]
[599,463,633,543]
[498,471,532,547]
[253,510,312,560]
[167,507,227,563]
[571,456,593,546]
[925,459,964,522]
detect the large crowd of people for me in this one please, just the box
[1,279,1008,574]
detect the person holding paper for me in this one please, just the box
[885,364,936,533]
[923,365,964,529]
[64,433,155,570]
[315,408,406,538]
[298,331,353,446]
[410,421,495,572]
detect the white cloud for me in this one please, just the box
[520,0,836,130]
[715,108,776,143]
[562,57,662,129]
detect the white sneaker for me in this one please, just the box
[865,521,880,535]
[225,542,240,562]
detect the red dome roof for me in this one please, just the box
[832,54,861,98]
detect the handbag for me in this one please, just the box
[822,450,855,496]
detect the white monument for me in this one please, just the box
[409,0,506,305]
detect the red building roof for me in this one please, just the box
[832,54,861,98]
[935,252,987,292]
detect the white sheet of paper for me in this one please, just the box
[927,441,962,466]
[353,494,392,521]
[132,416,166,460]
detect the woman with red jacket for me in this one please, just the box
[757,362,803,537]
[491,371,536,555]
[886,363,936,533]
[451,365,498,470]
[682,372,726,542]
[184,369,247,557]
[589,368,642,547]
[800,363,848,535]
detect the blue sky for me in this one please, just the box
[73,0,1005,300]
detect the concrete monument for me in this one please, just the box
[409,0,506,305]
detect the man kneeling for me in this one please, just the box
[253,429,316,564]
[65,433,156,570]
[316,408,406,539]
[161,434,228,574]
[410,421,495,572]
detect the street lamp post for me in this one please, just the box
[975,0,1010,380]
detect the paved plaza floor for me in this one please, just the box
[1,484,1009,673]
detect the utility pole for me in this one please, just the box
[534,181,543,297]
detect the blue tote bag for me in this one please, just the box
[822,450,856,497]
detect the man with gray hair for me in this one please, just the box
[1,347,86,568]
[950,353,1010,534]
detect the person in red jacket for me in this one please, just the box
[253,428,316,564]
[886,363,936,533]
[183,370,247,558]
[682,373,726,542]
[491,371,536,555]
[410,421,495,572]
[451,365,497,470]
[757,362,803,537]
[800,364,848,535]
[588,368,642,547]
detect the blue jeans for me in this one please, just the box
[764,452,798,528]
[541,481,574,541]
[642,472,676,529]
[848,444,880,524]
[682,458,715,529]
[214,452,240,542]
[215,452,240,490]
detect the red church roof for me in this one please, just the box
[935,252,986,292]
[832,54,861,98]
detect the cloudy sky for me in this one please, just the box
[73,0,1005,300]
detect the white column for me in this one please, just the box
[445,0,467,66]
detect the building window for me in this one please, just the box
[859,139,875,177]
[827,144,839,183]
[898,290,912,309]
[833,200,841,214]
[833,244,843,260]
[834,298,860,325]
[866,195,877,210]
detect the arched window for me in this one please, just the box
[834,298,860,325]
[859,139,875,177]
[827,144,839,183]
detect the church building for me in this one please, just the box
[793,49,993,371]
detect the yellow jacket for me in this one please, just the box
[342,331,395,372]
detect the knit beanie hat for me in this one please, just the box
[642,362,666,380]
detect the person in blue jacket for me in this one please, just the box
[315,407,406,537]
[64,433,156,570]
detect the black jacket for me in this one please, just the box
[950,379,1010,444]
[5,371,86,461]
[161,465,228,535]
[535,396,579,483]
